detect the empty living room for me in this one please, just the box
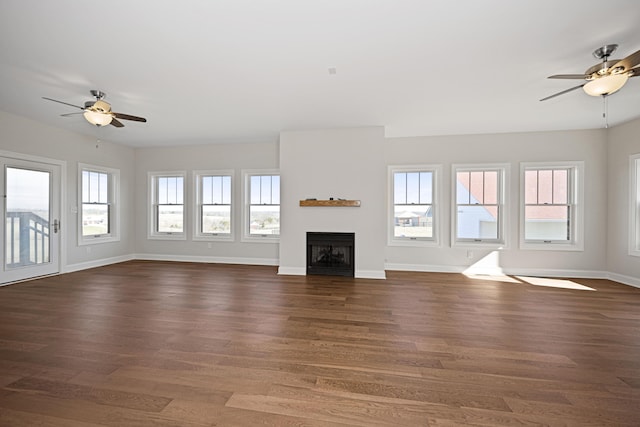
[1,1,639,426]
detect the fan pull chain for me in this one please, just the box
[95,125,102,149]
[602,95,609,129]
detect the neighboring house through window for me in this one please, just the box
[520,162,584,251]
[453,164,508,246]
[389,165,441,246]
[78,163,119,245]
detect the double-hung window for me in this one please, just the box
[149,172,186,240]
[630,154,640,256]
[242,170,280,241]
[389,165,440,245]
[78,163,119,245]
[194,170,233,241]
[520,162,583,250]
[454,164,507,246]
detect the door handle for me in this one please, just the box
[53,219,60,233]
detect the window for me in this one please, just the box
[149,171,186,240]
[453,164,508,246]
[630,154,640,256]
[389,165,440,246]
[78,163,119,245]
[194,170,233,241]
[520,162,583,251]
[242,170,280,241]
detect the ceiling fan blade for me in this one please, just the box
[540,83,585,101]
[630,66,640,77]
[110,118,124,128]
[547,74,589,80]
[42,97,84,110]
[60,112,83,117]
[113,112,147,122]
[611,49,640,73]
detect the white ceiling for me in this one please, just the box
[1,0,640,148]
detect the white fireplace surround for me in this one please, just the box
[277,127,387,279]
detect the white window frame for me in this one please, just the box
[452,163,509,248]
[388,165,441,247]
[77,163,120,246]
[630,154,640,257]
[193,169,234,242]
[148,171,187,241]
[241,169,280,243]
[520,161,584,251]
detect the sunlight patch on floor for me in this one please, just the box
[463,274,521,284]
[462,251,505,276]
[515,276,596,291]
[461,251,597,291]
[463,273,596,291]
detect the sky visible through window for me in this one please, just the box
[250,175,280,205]
[394,172,432,205]
[202,175,231,205]
[157,176,184,204]
[82,170,108,204]
[6,167,50,213]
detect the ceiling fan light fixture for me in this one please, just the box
[583,73,629,96]
[92,100,111,113]
[83,110,113,126]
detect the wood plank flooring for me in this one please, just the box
[0,261,639,426]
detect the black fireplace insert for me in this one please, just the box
[307,232,355,277]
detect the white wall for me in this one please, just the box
[384,129,608,276]
[2,107,637,286]
[133,142,280,264]
[0,110,136,271]
[607,117,640,286]
[278,127,387,278]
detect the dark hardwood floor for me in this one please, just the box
[0,261,639,426]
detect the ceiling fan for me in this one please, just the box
[540,44,640,101]
[43,90,147,127]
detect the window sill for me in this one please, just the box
[520,242,583,251]
[453,241,506,250]
[241,235,280,243]
[388,238,440,248]
[193,235,234,242]
[78,235,120,246]
[148,233,187,241]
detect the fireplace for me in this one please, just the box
[307,232,355,277]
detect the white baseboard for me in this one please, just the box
[386,262,608,278]
[500,268,608,279]
[278,267,385,279]
[355,270,386,279]
[134,253,279,266]
[607,272,640,288]
[385,262,640,288]
[385,263,465,273]
[277,266,306,276]
[64,257,639,289]
[64,254,135,273]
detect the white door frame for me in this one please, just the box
[1,150,66,285]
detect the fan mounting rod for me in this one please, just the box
[593,44,618,60]
[90,89,106,100]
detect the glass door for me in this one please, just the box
[1,157,61,284]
